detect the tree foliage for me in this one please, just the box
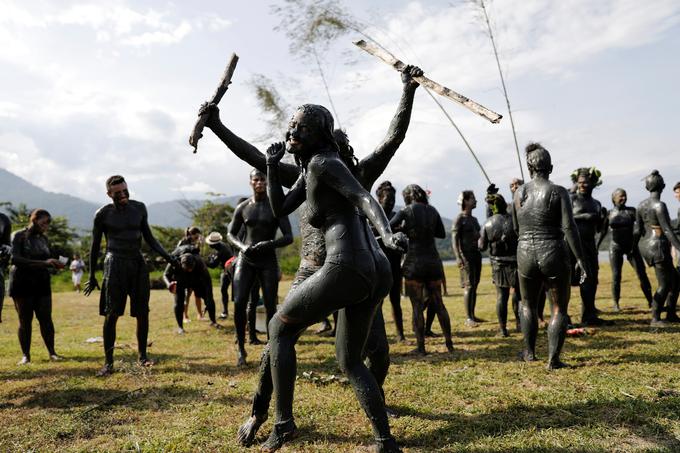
[1,202,79,258]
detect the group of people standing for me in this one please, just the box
[2,64,679,453]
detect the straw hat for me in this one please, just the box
[205,231,223,245]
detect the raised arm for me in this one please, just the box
[357,66,422,188]
[312,155,405,251]
[655,202,680,251]
[203,104,299,188]
[266,143,306,217]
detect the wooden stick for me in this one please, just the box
[189,53,240,153]
[353,40,502,124]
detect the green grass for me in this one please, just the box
[1,263,679,452]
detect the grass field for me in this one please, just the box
[1,263,679,452]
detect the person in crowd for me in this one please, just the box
[512,143,589,369]
[480,192,520,337]
[0,212,11,323]
[69,253,85,293]
[163,250,218,333]
[84,175,176,376]
[570,167,610,326]
[178,226,204,322]
[636,171,680,324]
[227,169,293,367]
[597,188,654,310]
[205,231,234,319]
[391,184,453,355]
[259,104,407,452]
[453,190,483,327]
[10,209,65,364]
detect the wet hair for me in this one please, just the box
[333,129,358,171]
[185,226,201,238]
[525,143,552,174]
[570,167,603,187]
[673,181,680,192]
[403,184,429,205]
[645,170,665,192]
[611,188,626,204]
[250,168,265,179]
[376,181,396,200]
[106,175,126,190]
[29,208,51,225]
[180,253,196,269]
[289,104,339,165]
[457,190,475,207]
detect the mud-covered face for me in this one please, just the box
[510,179,522,194]
[107,182,130,206]
[577,175,592,195]
[613,190,627,207]
[286,111,325,155]
[34,216,51,234]
[379,191,395,213]
[250,173,266,194]
[467,194,477,210]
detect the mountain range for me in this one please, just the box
[0,168,453,257]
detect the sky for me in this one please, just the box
[0,0,679,219]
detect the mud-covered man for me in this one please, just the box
[85,175,175,376]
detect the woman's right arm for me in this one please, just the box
[204,104,299,188]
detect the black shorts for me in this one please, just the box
[99,253,150,317]
[491,260,517,288]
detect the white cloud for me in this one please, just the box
[172,181,216,193]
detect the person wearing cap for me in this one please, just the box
[163,251,218,333]
[205,231,234,319]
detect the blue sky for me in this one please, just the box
[0,0,679,218]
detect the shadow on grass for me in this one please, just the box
[0,352,184,381]
[392,396,680,451]
[13,384,247,411]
